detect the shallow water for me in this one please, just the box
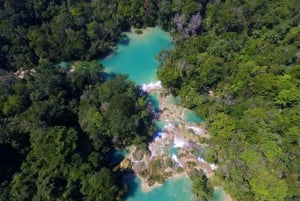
[214,188,227,201]
[148,91,160,112]
[166,146,179,157]
[57,61,70,69]
[123,175,197,201]
[101,27,173,85]
[166,95,181,105]
[184,109,203,123]
[111,149,127,165]
[154,120,167,131]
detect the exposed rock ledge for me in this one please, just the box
[125,87,217,191]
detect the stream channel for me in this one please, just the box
[101,26,227,201]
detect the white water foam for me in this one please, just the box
[163,123,175,132]
[141,81,162,92]
[198,157,218,170]
[154,132,166,141]
[210,164,217,170]
[186,126,204,135]
[197,157,206,163]
[174,136,187,148]
[172,154,184,167]
[148,145,156,160]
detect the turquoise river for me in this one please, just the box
[101,27,226,201]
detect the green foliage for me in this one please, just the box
[157,1,300,200]
[72,60,103,90]
[250,169,288,201]
[0,59,151,201]
[2,95,24,116]
[81,168,120,201]
[152,159,162,169]
[275,88,300,107]
[77,75,152,148]
[210,113,235,141]
[10,127,81,201]
[240,148,261,168]
[190,170,213,201]
[1,0,208,70]
[1,1,300,201]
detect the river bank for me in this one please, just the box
[125,86,218,189]
[139,172,188,192]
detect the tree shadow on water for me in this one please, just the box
[119,35,130,46]
[101,72,131,83]
[122,170,139,200]
[105,148,126,166]
[101,71,117,81]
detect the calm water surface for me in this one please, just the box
[184,109,204,123]
[101,27,173,85]
[213,188,227,201]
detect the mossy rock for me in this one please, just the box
[134,29,143,34]
[177,167,184,173]
[187,161,197,168]
[165,158,173,168]
[150,159,163,171]
[149,174,165,184]
[139,170,149,177]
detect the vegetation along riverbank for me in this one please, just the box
[0,1,299,201]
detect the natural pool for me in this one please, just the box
[101,27,173,85]
[213,188,228,201]
[123,175,197,201]
[184,109,203,123]
[109,149,127,165]
[148,91,160,112]
[154,120,167,131]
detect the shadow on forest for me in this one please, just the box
[0,144,22,182]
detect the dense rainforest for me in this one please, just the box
[0,60,154,201]
[158,1,300,200]
[0,0,299,201]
